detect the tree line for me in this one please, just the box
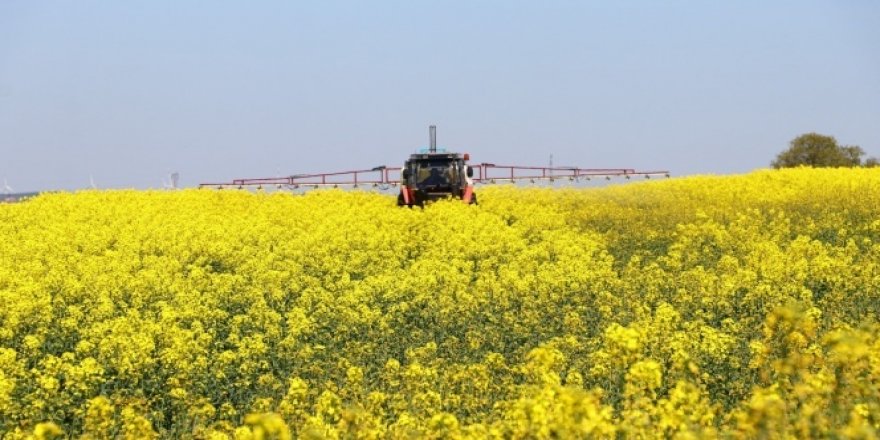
[773,132,878,168]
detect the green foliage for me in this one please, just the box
[771,132,870,168]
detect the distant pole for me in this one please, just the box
[549,154,553,177]
[429,125,437,153]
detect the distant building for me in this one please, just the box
[1,192,40,203]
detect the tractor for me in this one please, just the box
[397,126,476,207]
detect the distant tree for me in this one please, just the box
[772,133,865,168]
[866,157,880,168]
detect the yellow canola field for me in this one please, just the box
[1,168,880,439]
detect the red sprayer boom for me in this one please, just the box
[199,126,670,206]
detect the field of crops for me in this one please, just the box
[2,168,880,439]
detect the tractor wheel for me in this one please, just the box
[413,192,426,208]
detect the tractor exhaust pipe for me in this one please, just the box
[429,125,437,153]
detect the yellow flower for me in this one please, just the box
[1,168,879,437]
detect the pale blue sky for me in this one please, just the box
[1,1,878,191]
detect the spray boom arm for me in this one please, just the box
[199,125,669,189]
[199,164,668,189]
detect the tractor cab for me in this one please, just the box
[397,126,476,207]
